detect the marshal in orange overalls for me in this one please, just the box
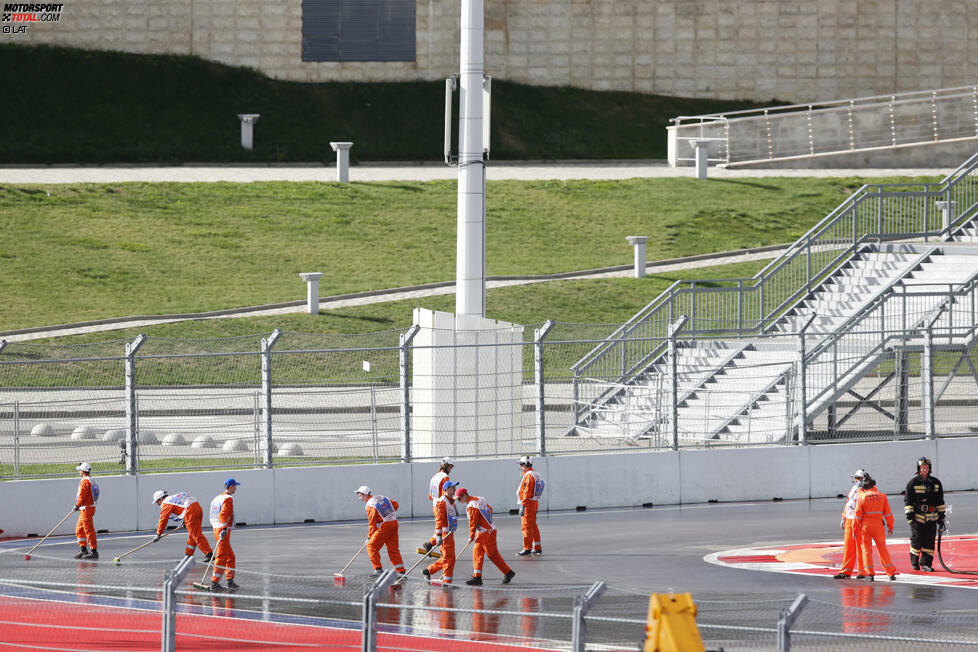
[365,495,406,573]
[157,492,212,558]
[465,495,513,581]
[854,482,896,579]
[425,492,458,583]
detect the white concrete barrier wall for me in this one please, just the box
[4,438,978,538]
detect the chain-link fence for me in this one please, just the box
[5,547,977,651]
[3,306,978,478]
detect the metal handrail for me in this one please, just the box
[570,152,978,426]
[670,85,978,125]
[803,273,978,416]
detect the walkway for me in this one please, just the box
[0,161,952,184]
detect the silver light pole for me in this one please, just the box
[456,0,486,317]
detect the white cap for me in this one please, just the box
[152,490,166,504]
[355,485,372,495]
[853,469,866,479]
[441,456,455,466]
[76,462,91,473]
[519,455,533,466]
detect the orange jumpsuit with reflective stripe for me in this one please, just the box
[157,493,212,557]
[854,486,896,577]
[466,496,512,578]
[518,469,543,552]
[75,476,97,551]
[425,494,458,583]
[210,493,235,582]
[840,484,866,576]
[428,471,450,546]
[365,496,405,572]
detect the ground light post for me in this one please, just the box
[456,0,486,318]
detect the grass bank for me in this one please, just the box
[0,176,927,333]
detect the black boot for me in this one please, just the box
[516,549,533,556]
[910,553,920,571]
[920,552,935,572]
[465,576,483,586]
[83,549,98,560]
[502,570,516,584]
[202,552,213,563]
[227,579,240,591]
[73,547,88,559]
[209,581,225,592]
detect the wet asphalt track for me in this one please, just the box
[5,490,978,613]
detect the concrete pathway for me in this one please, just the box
[0,162,953,184]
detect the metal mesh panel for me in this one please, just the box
[788,597,978,650]
[375,579,585,650]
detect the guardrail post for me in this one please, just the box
[261,329,282,469]
[125,335,146,476]
[920,307,944,441]
[776,593,808,652]
[693,140,710,180]
[13,400,20,480]
[400,325,421,462]
[571,581,607,652]
[535,320,555,457]
[894,350,909,437]
[626,236,649,278]
[161,555,195,652]
[362,570,395,652]
[936,200,956,234]
[796,314,816,445]
[667,316,688,451]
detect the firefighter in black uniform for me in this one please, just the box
[904,456,945,571]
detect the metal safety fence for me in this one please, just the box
[2,547,977,652]
[670,85,978,167]
[2,307,978,478]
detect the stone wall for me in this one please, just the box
[16,0,978,102]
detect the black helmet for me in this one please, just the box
[860,476,876,490]
[917,456,932,472]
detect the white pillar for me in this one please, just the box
[693,139,710,180]
[330,142,354,183]
[456,0,486,318]
[936,200,957,232]
[626,236,649,278]
[238,114,260,150]
[299,272,322,314]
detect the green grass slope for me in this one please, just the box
[0,176,936,333]
[0,44,769,163]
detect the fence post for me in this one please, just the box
[535,320,555,457]
[796,314,816,445]
[667,316,688,451]
[362,569,395,652]
[776,593,808,652]
[125,335,146,476]
[161,555,194,652]
[260,329,282,469]
[14,400,20,480]
[400,325,420,463]
[571,581,607,652]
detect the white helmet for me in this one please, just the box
[519,455,533,466]
[355,485,372,496]
[76,462,92,473]
[441,456,455,466]
[852,469,867,480]
[152,490,167,504]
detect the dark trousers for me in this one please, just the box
[910,520,938,562]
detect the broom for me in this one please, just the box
[333,539,369,587]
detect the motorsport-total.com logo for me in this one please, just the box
[2,3,64,34]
